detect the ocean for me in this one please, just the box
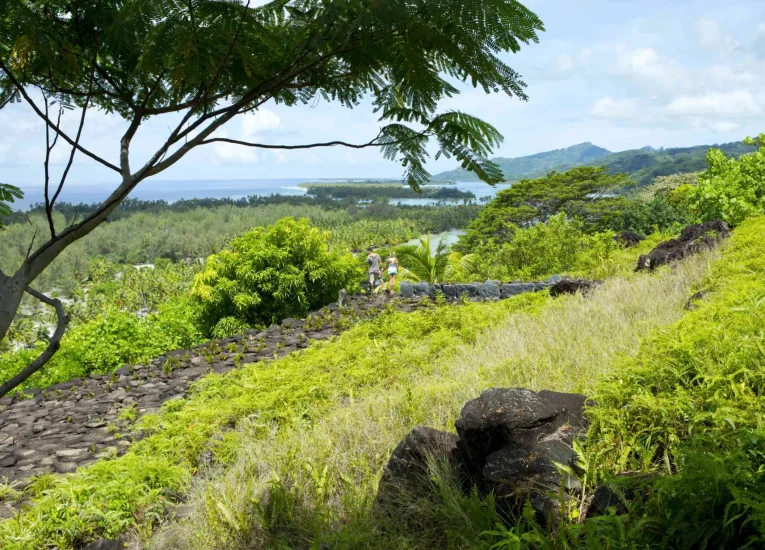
[12,178,510,210]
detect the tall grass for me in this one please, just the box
[151,247,719,549]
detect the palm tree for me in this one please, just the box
[396,233,477,284]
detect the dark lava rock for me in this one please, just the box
[614,230,646,247]
[636,219,730,271]
[400,281,414,298]
[586,483,629,517]
[500,283,535,299]
[454,388,588,525]
[441,284,459,301]
[549,279,600,297]
[377,426,460,505]
[480,282,501,300]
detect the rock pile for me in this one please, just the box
[636,219,730,271]
[378,388,588,527]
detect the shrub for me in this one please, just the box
[0,298,201,391]
[472,214,618,281]
[688,134,765,225]
[191,217,363,336]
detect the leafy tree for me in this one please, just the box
[612,195,691,235]
[688,134,765,225]
[0,0,544,395]
[457,166,629,251]
[191,217,362,336]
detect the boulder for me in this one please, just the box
[544,274,563,285]
[412,282,432,297]
[614,230,645,247]
[454,388,588,524]
[548,279,600,297]
[399,281,414,298]
[440,284,459,301]
[500,283,535,299]
[377,426,460,505]
[479,282,501,300]
[636,220,730,271]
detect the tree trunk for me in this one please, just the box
[0,271,26,344]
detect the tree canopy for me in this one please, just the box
[457,166,629,250]
[0,0,544,395]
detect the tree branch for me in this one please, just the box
[0,287,70,398]
[0,60,120,173]
[199,135,384,150]
[43,98,63,239]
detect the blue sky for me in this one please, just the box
[2,0,765,190]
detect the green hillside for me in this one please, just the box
[434,140,758,185]
[434,142,612,182]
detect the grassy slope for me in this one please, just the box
[150,246,718,549]
[0,296,545,549]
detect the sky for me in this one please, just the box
[2,0,765,191]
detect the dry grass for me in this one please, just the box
[150,249,720,550]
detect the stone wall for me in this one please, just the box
[399,275,563,301]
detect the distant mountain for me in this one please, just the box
[434,142,612,182]
[433,140,758,186]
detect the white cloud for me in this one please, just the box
[617,47,685,90]
[711,121,741,132]
[556,54,574,72]
[591,97,638,119]
[577,48,593,62]
[758,22,765,35]
[211,131,259,164]
[241,108,282,140]
[696,19,737,53]
[666,91,762,117]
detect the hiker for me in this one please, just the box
[366,247,382,292]
[386,251,399,295]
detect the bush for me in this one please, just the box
[191,217,363,336]
[472,213,618,280]
[0,298,201,391]
[688,134,765,225]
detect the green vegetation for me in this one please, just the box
[191,218,362,336]
[0,293,544,550]
[435,139,757,186]
[688,134,765,225]
[302,183,475,202]
[471,213,619,281]
[148,235,717,550]
[456,166,629,251]
[573,215,765,548]
[396,234,477,284]
[0,202,479,295]
[0,183,22,227]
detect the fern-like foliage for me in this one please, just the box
[0,0,544,186]
[0,183,22,228]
